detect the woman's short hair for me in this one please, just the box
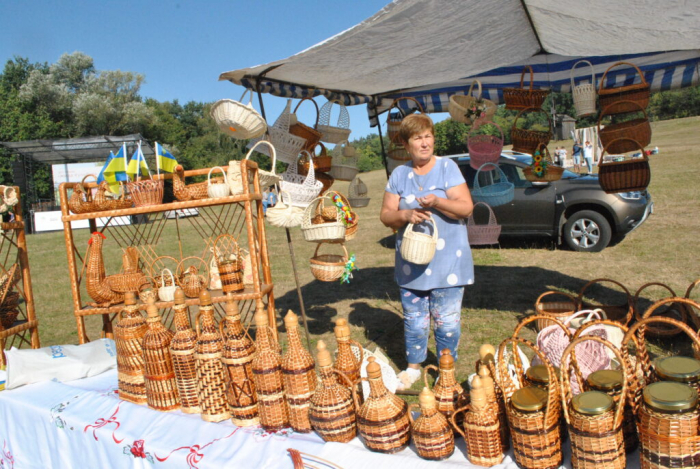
[398,113,434,144]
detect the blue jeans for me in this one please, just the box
[584,156,593,173]
[400,286,464,364]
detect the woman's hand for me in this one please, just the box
[405,208,431,224]
[417,194,439,209]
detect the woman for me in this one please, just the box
[380,113,474,390]
[583,140,594,173]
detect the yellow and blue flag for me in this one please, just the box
[97,145,128,194]
[155,142,178,173]
[127,143,150,179]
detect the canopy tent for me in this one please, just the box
[219,0,700,124]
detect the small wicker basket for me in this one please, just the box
[309,243,348,282]
[570,60,597,118]
[448,79,497,125]
[400,215,438,265]
[128,178,163,208]
[247,99,306,165]
[503,66,550,111]
[298,142,332,174]
[317,100,351,144]
[577,278,634,326]
[266,190,304,228]
[279,151,324,208]
[598,101,651,153]
[533,290,578,331]
[598,139,650,194]
[239,140,281,189]
[176,257,209,298]
[467,122,504,170]
[523,144,564,182]
[511,107,552,155]
[289,98,323,153]
[207,166,230,199]
[213,234,244,293]
[301,196,347,243]
[467,201,501,246]
[598,61,650,116]
[471,163,514,208]
[210,89,267,140]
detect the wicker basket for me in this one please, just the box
[467,202,501,246]
[633,282,688,337]
[448,79,497,125]
[598,61,650,116]
[0,291,20,329]
[577,278,633,326]
[301,196,347,243]
[213,234,244,293]
[176,257,208,298]
[143,299,180,412]
[598,101,652,153]
[348,176,370,208]
[279,151,324,208]
[511,107,552,155]
[128,178,163,208]
[266,191,304,228]
[386,97,424,145]
[247,99,306,165]
[598,139,651,194]
[386,145,412,174]
[533,291,578,331]
[571,60,598,118]
[328,141,359,182]
[289,98,323,153]
[309,243,348,282]
[207,166,230,199]
[503,65,550,111]
[240,140,281,189]
[317,100,351,144]
[170,290,201,414]
[68,175,99,214]
[282,311,317,433]
[210,89,267,140]
[409,388,455,461]
[156,268,177,302]
[468,122,504,170]
[400,215,438,265]
[298,142,332,174]
[522,145,564,182]
[471,163,514,208]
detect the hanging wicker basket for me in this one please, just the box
[279,151,324,208]
[598,100,652,153]
[598,61,650,116]
[247,99,306,164]
[467,122,504,170]
[310,243,348,282]
[289,98,323,152]
[301,195,346,243]
[317,100,351,143]
[298,142,332,174]
[448,80,497,124]
[467,202,501,246]
[348,176,370,208]
[511,107,552,155]
[238,140,281,190]
[210,89,267,140]
[471,163,514,208]
[503,65,550,111]
[328,140,359,182]
[598,138,650,194]
[400,214,438,265]
[266,190,304,228]
[523,144,564,182]
[386,97,424,145]
[570,60,598,118]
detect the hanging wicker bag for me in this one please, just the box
[210,89,267,140]
[317,100,351,144]
[247,99,306,165]
[467,202,501,246]
[523,144,564,182]
[328,140,359,182]
[570,60,598,118]
[207,166,230,199]
[468,121,504,170]
[598,100,652,153]
[511,107,552,155]
[298,142,332,174]
[503,65,550,111]
[597,139,650,194]
[279,151,324,208]
[266,190,304,228]
[289,98,323,153]
[301,195,346,243]
[598,61,650,116]
[213,234,244,293]
[68,174,99,214]
[235,140,281,192]
[449,79,497,125]
[400,214,438,265]
[471,163,514,207]
[176,257,209,298]
[310,243,348,282]
[348,176,370,208]
[577,278,634,326]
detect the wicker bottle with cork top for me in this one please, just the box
[252,300,290,432]
[333,318,363,391]
[281,310,316,433]
[194,290,231,423]
[423,349,468,426]
[309,340,357,443]
[169,288,200,414]
[114,292,148,404]
[586,368,638,453]
[220,294,258,427]
[476,344,510,451]
[451,375,504,467]
[142,295,180,412]
[353,356,411,453]
[408,387,454,461]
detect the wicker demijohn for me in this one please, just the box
[114,292,148,404]
[598,139,651,194]
[252,300,290,432]
[598,101,652,153]
[503,66,550,111]
[511,107,552,155]
[281,311,317,433]
[333,318,364,390]
[598,61,650,116]
[86,232,124,307]
[423,349,468,426]
[169,289,201,414]
[467,122,504,170]
[409,387,455,461]
[400,215,438,265]
[471,163,514,208]
[213,234,244,293]
[220,295,259,427]
[309,340,357,443]
[570,60,598,118]
[478,362,511,452]
[452,376,504,467]
[194,290,231,423]
[317,100,351,144]
[353,357,411,453]
[142,296,180,412]
[467,202,501,246]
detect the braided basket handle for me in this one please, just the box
[176,256,209,279]
[599,137,649,167]
[467,202,498,228]
[148,255,179,277]
[633,282,678,320]
[207,166,228,185]
[332,368,356,389]
[512,106,553,131]
[467,79,483,100]
[577,278,633,324]
[570,60,595,89]
[404,213,438,242]
[684,279,700,330]
[519,65,535,91]
[598,61,648,93]
[597,100,648,127]
[423,364,439,389]
[246,140,278,170]
[292,98,320,127]
[534,290,577,310]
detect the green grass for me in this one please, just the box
[20,116,700,391]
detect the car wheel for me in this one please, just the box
[563,210,612,252]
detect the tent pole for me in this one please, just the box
[372,97,391,180]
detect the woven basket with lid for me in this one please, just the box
[220,295,258,427]
[409,387,455,461]
[281,310,316,433]
[169,289,201,414]
[114,292,148,404]
[142,296,180,412]
[423,349,468,426]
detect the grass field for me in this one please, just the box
[22,116,700,391]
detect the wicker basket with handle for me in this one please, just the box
[301,195,346,243]
[348,176,370,208]
[128,178,163,208]
[236,140,281,190]
[400,214,438,265]
[598,139,651,194]
[598,100,651,153]
[503,66,550,111]
[684,278,700,330]
[176,257,208,298]
[298,142,332,174]
[570,60,598,118]
[577,278,634,326]
[448,79,497,125]
[423,349,468,427]
[172,165,224,201]
[68,174,99,214]
[114,292,148,404]
[207,166,230,199]
[633,282,688,337]
[213,234,244,293]
[309,243,348,282]
[511,107,552,155]
[327,140,359,182]
[266,190,304,228]
[467,201,501,246]
[533,290,578,331]
[94,181,133,211]
[169,289,200,414]
[317,100,351,144]
[247,99,306,165]
[409,387,455,461]
[471,163,514,208]
[279,151,324,208]
[142,296,180,412]
[467,121,504,170]
[523,144,564,182]
[598,61,650,116]
[289,98,323,153]
[210,89,267,140]
[386,97,424,145]
[281,310,316,433]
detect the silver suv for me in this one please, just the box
[452,152,654,252]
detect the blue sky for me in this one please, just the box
[1,0,393,139]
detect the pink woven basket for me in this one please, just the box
[467,122,504,170]
[467,202,501,246]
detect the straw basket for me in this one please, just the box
[238,140,281,190]
[448,79,497,125]
[301,196,347,243]
[210,89,267,139]
[523,144,564,182]
[503,65,550,111]
[348,176,370,208]
[386,97,424,145]
[298,142,332,174]
[400,215,438,265]
[571,60,598,118]
[467,202,501,246]
[310,243,348,282]
[156,268,177,302]
[195,300,231,423]
[94,181,133,211]
[598,61,650,116]
[68,175,99,214]
[279,151,324,208]
[128,178,163,208]
[633,282,688,337]
[467,122,504,170]
[471,163,514,207]
[176,257,208,298]
[597,139,651,193]
[511,107,552,155]
[328,140,359,182]
[289,98,323,152]
[533,291,578,331]
[213,234,244,293]
[317,100,351,144]
[248,99,306,164]
[266,191,304,228]
[598,101,652,153]
[207,166,230,199]
[577,278,633,326]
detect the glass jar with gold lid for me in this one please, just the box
[587,369,623,394]
[524,365,561,390]
[572,391,614,416]
[511,386,548,413]
[640,381,699,438]
[654,356,700,390]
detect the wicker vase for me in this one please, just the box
[195,290,231,423]
[252,301,290,432]
[333,318,363,392]
[169,288,201,414]
[220,295,259,427]
[282,311,316,433]
[353,357,411,454]
[114,292,148,404]
[478,364,510,452]
[142,296,180,412]
[409,387,455,461]
[423,349,468,427]
[309,340,357,443]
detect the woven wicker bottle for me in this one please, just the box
[479,344,510,452]
[281,310,316,433]
[309,340,357,443]
[114,292,148,404]
[252,300,290,432]
[220,295,259,427]
[169,288,201,414]
[409,387,455,460]
[142,296,180,412]
[195,290,231,423]
[423,349,468,427]
[333,318,363,393]
[353,356,411,454]
[452,375,504,467]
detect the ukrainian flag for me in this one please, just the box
[97,145,128,194]
[155,142,178,173]
[127,144,150,179]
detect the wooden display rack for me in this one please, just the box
[0,188,41,365]
[58,161,276,344]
